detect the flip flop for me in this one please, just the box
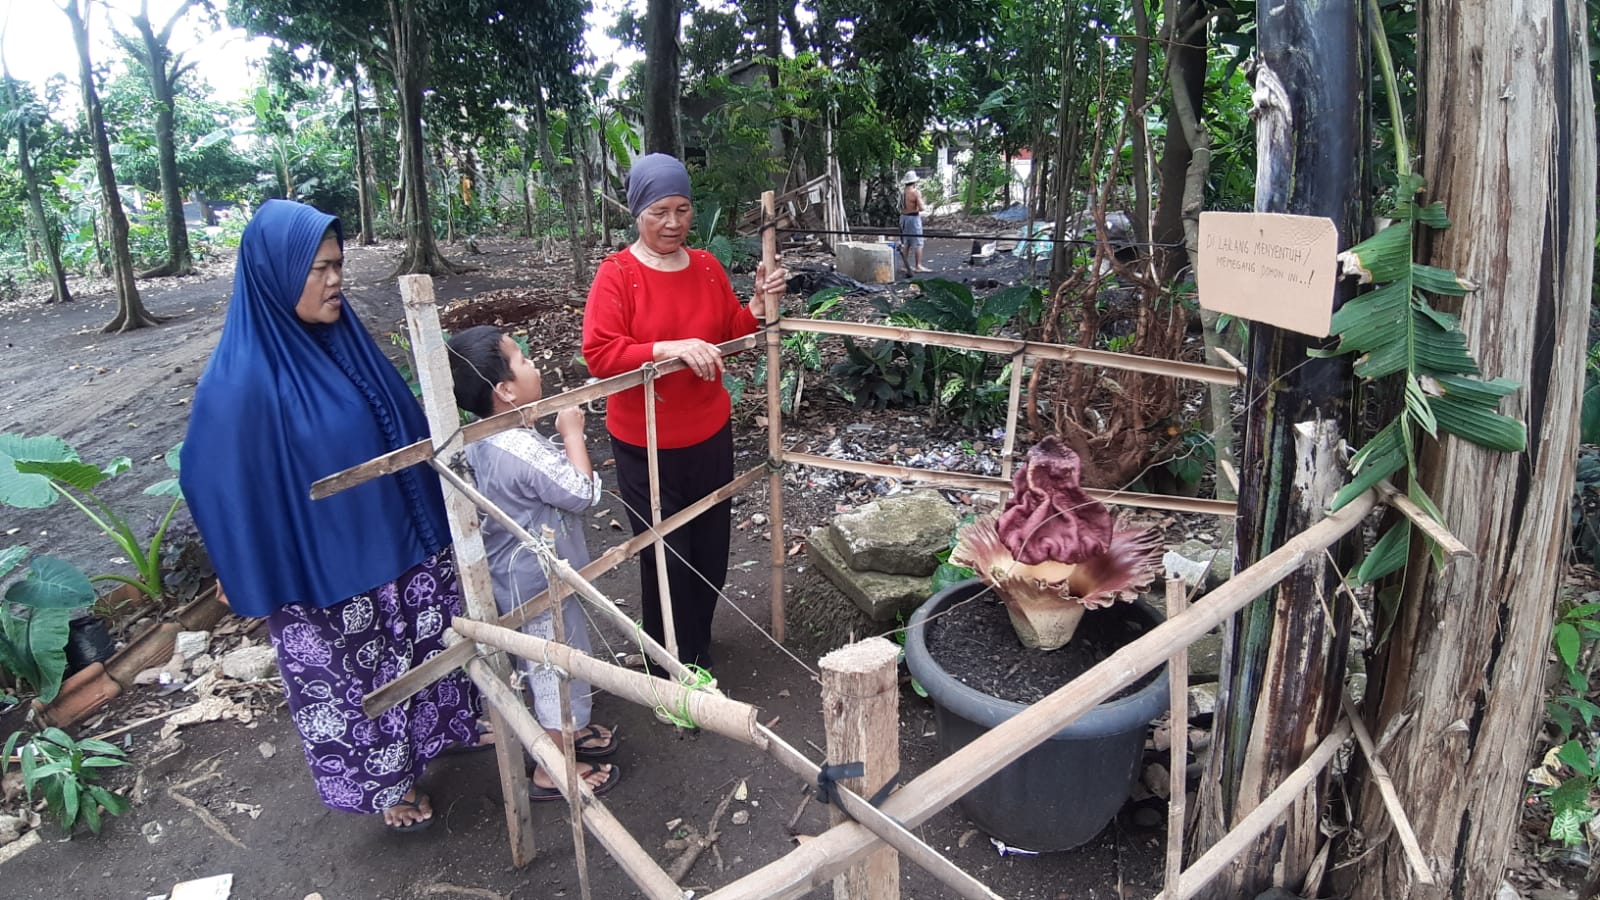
[383,794,435,833]
[573,723,619,760]
[529,763,622,802]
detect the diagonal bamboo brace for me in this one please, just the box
[452,616,761,747]
[465,659,686,900]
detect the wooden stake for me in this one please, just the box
[1152,720,1353,900]
[533,526,591,900]
[1000,355,1026,483]
[760,189,786,643]
[399,274,536,867]
[783,451,1236,517]
[1164,578,1189,894]
[1340,694,1436,885]
[642,373,680,661]
[465,659,685,900]
[366,464,763,718]
[702,492,1376,900]
[819,639,900,900]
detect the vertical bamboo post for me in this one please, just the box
[999,355,1025,483]
[536,525,591,900]
[819,638,901,900]
[398,274,536,866]
[760,189,786,643]
[643,374,679,660]
[1165,577,1190,894]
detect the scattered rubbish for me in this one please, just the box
[257,741,276,759]
[161,873,232,900]
[734,780,748,802]
[730,810,750,826]
[141,821,164,844]
[989,837,1040,857]
[958,828,980,848]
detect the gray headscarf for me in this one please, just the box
[626,153,692,217]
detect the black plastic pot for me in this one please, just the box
[904,578,1168,852]
[65,614,116,676]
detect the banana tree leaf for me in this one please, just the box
[1340,221,1412,283]
[5,555,94,609]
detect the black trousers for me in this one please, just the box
[611,423,732,668]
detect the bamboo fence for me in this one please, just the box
[309,194,1439,898]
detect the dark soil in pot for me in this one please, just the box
[924,592,1160,703]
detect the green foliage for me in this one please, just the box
[2,727,130,835]
[1538,596,1600,846]
[0,548,94,703]
[738,287,847,413]
[0,435,185,601]
[1320,175,1525,588]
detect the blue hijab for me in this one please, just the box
[180,200,448,618]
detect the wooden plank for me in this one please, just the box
[761,189,787,644]
[700,491,1376,900]
[1164,578,1190,894]
[363,464,765,717]
[778,318,1242,387]
[311,334,761,500]
[820,639,901,900]
[398,274,536,867]
[999,357,1026,483]
[466,659,685,900]
[782,451,1238,517]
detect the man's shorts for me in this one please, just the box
[900,214,924,249]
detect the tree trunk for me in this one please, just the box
[643,0,680,156]
[4,68,72,304]
[1128,0,1152,253]
[529,81,588,286]
[65,0,157,332]
[385,0,462,275]
[130,1,194,279]
[1338,2,1594,896]
[1190,2,1365,895]
[351,71,376,245]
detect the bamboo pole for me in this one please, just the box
[398,274,536,867]
[453,617,760,745]
[1374,479,1472,560]
[999,354,1026,483]
[701,491,1376,900]
[1152,720,1353,900]
[643,371,681,661]
[760,189,786,643]
[1165,578,1189,894]
[533,526,592,900]
[465,659,686,900]
[1340,694,1436,885]
[778,317,1241,386]
[365,464,762,717]
[783,451,1237,517]
[819,639,900,900]
[311,334,762,499]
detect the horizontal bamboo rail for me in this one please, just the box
[700,489,1377,900]
[363,464,764,717]
[465,659,686,900]
[779,317,1242,386]
[310,334,762,499]
[455,617,760,746]
[783,451,1239,517]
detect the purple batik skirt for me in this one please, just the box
[267,549,480,815]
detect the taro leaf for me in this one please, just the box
[5,556,95,610]
[0,545,27,581]
[13,459,109,495]
[8,606,72,703]
[0,434,79,509]
[164,442,183,472]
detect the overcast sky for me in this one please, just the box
[0,0,642,106]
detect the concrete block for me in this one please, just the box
[828,490,959,576]
[835,241,895,284]
[807,527,931,622]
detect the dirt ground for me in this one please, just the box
[0,231,1171,899]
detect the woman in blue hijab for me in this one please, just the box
[181,200,478,832]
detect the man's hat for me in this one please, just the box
[901,170,919,184]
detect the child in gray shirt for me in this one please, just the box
[448,325,621,799]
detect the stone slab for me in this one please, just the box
[835,241,895,284]
[807,527,931,622]
[828,490,959,576]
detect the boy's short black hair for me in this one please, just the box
[447,325,510,419]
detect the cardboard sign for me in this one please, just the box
[1197,212,1338,337]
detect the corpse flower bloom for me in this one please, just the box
[950,437,1162,650]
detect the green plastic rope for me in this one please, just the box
[635,620,717,729]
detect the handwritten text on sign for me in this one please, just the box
[1196,212,1338,337]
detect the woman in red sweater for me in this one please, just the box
[582,153,787,669]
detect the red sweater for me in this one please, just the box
[582,248,760,448]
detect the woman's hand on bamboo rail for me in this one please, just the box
[654,338,724,381]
